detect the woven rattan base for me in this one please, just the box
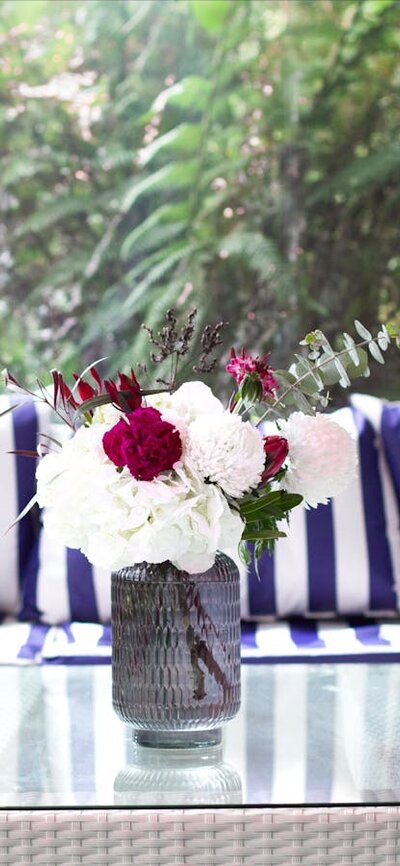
[0,808,399,865]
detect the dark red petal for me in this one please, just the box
[90,366,102,393]
[50,369,60,409]
[73,375,96,402]
[59,376,79,410]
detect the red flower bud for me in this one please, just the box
[262,435,288,482]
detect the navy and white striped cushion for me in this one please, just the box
[241,406,400,619]
[351,393,400,511]
[0,397,50,614]
[3,618,400,665]
[20,528,111,624]
[18,420,111,625]
[382,403,400,508]
[18,402,400,625]
[241,619,400,662]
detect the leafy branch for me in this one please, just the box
[255,320,400,425]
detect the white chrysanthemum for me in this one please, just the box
[187,411,265,498]
[147,381,226,458]
[281,411,358,507]
[36,423,244,574]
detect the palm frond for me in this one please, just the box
[123,243,193,315]
[218,230,292,290]
[309,145,400,205]
[122,161,197,212]
[16,197,92,236]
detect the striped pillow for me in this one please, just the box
[350,393,400,511]
[241,406,400,619]
[19,402,400,625]
[0,396,50,614]
[20,527,111,624]
[382,403,400,509]
[17,417,111,625]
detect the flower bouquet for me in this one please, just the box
[3,311,399,748]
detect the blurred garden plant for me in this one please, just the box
[0,0,399,395]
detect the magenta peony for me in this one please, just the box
[102,406,182,481]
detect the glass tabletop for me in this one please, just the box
[0,662,398,808]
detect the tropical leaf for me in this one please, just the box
[308,146,400,205]
[151,76,212,112]
[16,198,92,236]
[123,243,193,314]
[122,220,187,261]
[122,161,198,212]
[217,230,292,290]
[137,124,202,167]
[121,203,190,260]
[3,158,54,186]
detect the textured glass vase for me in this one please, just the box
[111,553,241,748]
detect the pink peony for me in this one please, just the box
[102,406,182,481]
[281,412,358,507]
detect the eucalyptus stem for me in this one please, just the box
[255,334,380,427]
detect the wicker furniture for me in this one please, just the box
[0,664,399,864]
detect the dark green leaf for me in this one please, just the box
[242,528,287,542]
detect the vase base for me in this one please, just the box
[133,728,222,749]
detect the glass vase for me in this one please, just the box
[111,553,241,748]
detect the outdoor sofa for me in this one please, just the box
[0,391,400,864]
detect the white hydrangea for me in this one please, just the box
[281,411,358,507]
[171,381,224,422]
[92,404,123,426]
[36,422,245,575]
[187,412,266,498]
[148,381,223,424]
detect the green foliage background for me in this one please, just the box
[1,0,399,395]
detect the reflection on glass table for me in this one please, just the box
[0,663,398,807]
[114,745,242,806]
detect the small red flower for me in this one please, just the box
[226,348,257,383]
[102,406,182,481]
[226,348,278,399]
[262,435,288,482]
